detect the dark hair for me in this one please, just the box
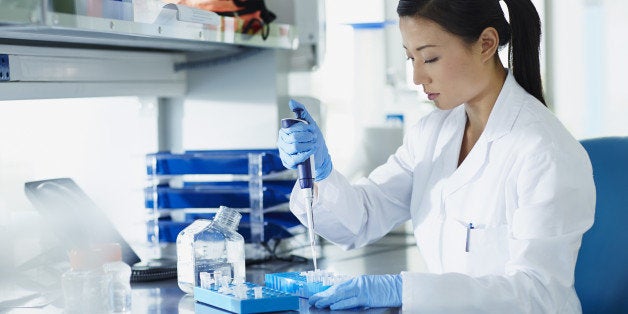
[397,0,545,106]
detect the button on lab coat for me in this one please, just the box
[289,72,596,313]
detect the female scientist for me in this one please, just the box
[277,0,595,312]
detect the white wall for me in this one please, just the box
[182,49,279,150]
[551,0,628,139]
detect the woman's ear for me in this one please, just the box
[479,27,500,63]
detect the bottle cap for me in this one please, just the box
[68,247,105,270]
[67,243,124,269]
[93,243,123,263]
[214,206,242,230]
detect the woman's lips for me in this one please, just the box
[427,93,439,101]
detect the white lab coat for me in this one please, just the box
[289,72,596,313]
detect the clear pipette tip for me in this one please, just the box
[303,188,318,271]
[311,239,318,270]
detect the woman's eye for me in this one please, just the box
[424,57,439,64]
[406,56,414,62]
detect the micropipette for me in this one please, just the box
[281,108,318,270]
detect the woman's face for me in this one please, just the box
[400,16,487,110]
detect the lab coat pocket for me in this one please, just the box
[466,223,510,276]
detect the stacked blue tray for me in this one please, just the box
[156,212,300,243]
[145,149,298,244]
[146,149,286,175]
[144,181,293,209]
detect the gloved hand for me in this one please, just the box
[277,99,332,181]
[308,274,402,310]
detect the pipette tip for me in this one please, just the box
[311,245,318,271]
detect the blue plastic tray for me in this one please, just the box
[144,181,293,209]
[194,283,299,313]
[152,212,300,243]
[146,149,285,175]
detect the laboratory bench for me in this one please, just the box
[3,231,423,313]
[134,231,421,314]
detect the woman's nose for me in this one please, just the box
[412,65,430,85]
[413,67,430,86]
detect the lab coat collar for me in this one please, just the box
[480,70,523,143]
[433,105,466,159]
[442,70,523,197]
[435,70,521,155]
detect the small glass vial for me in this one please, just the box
[100,243,132,312]
[176,206,245,294]
[62,248,110,314]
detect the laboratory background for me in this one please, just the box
[0,0,626,313]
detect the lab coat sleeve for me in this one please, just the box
[401,144,595,313]
[289,130,417,250]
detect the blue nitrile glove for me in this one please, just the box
[309,274,402,310]
[277,99,332,181]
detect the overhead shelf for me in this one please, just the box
[0,1,299,53]
[0,1,299,100]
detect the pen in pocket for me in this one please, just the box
[465,222,474,252]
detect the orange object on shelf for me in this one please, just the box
[163,0,275,39]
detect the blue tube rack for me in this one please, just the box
[265,271,345,298]
[193,283,299,314]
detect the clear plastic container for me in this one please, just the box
[62,244,134,313]
[176,206,245,294]
[62,248,110,314]
[101,243,132,313]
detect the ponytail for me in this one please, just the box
[502,0,546,106]
[397,0,546,106]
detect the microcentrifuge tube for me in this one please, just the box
[234,284,248,299]
[214,270,223,287]
[253,286,263,299]
[200,272,213,289]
